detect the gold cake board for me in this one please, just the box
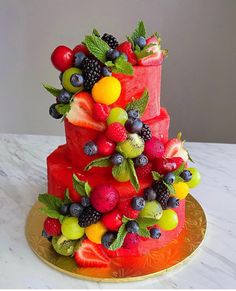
[25,194,206,282]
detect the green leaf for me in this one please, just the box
[187,151,195,163]
[130,20,146,41]
[84,182,92,196]
[134,43,155,60]
[137,217,158,228]
[40,208,64,223]
[163,180,175,194]
[42,83,61,97]
[55,103,71,115]
[112,55,134,75]
[63,188,72,204]
[92,28,100,37]
[105,61,114,67]
[152,171,163,181]
[83,35,110,63]
[38,193,63,210]
[175,176,184,183]
[126,35,134,49]
[127,159,140,192]
[109,224,127,251]
[122,216,132,224]
[138,227,150,238]
[72,174,87,197]
[125,89,149,116]
[84,156,112,171]
[172,163,185,176]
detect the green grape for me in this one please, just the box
[186,167,201,188]
[116,133,144,158]
[112,162,130,182]
[139,201,163,220]
[107,107,128,125]
[62,67,83,93]
[52,235,77,256]
[61,217,85,240]
[157,209,178,231]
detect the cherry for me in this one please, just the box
[96,135,116,156]
[51,45,73,72]
[73,44,89,56]
[154,157,184,174]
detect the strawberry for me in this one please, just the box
[43,217,61,236]
[136,162,153,179]
[138,36,164,66]
[66,92,106,131]
[106,122,127,142]
[93,103,110,122]
[164,133,189,162]
[96,135,116,156]
[74,239,110,268]
[101,209,122,231]
[118,197,139,219]
[72,44,89,56]
[117,41,137,65]
[144,137,164,160]
[153,157,184,175]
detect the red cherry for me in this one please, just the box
[96,135,116,156]
[73,44,90,56]
[153,157,184,174]
[101,209,122,231]
[51,45,73,71]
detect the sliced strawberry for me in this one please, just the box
[138,36,163,66]
[117,41,137,65]
[66,92,106,131]
[74,239,110,268]
[164,135,188,162]
[154,157,184,174]
[73,44,89,56]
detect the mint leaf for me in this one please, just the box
[138,227,150,238]
[126,35,134,49]
[122,216,132,224]
[172,163,185,176]
[125,89,149,116]
[152,171,163,181]
[92,28,100,37]
[109,224,127,251]
[112,55,134,75]
[127,159,140,192]
[130,20,146,41]
[105,61,114,67]
[42,83,61,97]
[38,193,63,210]
[163,180,175,194]
[175,176,184,183]
[84,35,110,63]
[112,159,130,181]
[72,174,87,197]
[84,156,112,171]
[55,103,71,115]
[137,217,158,228]
[63,188,72,204]
[135,43,155,60]
[84,182,92,196]
[40,208,64,223]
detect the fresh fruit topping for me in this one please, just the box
[143,187,157,201]
[73,43,89,56]
[180,170,192,182]
[74,239,110,268]
[134,36,146,49]
[62,67,83,93]
[74,52,86,68]
[51,45,73,72]
[112,160,130,182]
[154,157,184,175]
[102,67,112,76]
[110,153,124,165]
[167,197,180,209]
[102,231,117,249]
[69,203,84,217]
[78,206,102,228]
[125,220,139,233]
[49,103,63,119]
[59,204,70,215]
[117,41,137,65]
[144,137,164,161]
[163,172,176,184]
[81,196,90,208]
[70,73,84,87]
[136,162,153,179]
[92,76,121,105]
[56,89,72,104]
[137,36,163,66]
[125,118,143,133]
[41,229,52,242]
[131,196,145,211]
[139,200,163,220]
[153,181,170,210]
[101,209,122,231]
[106,48,120,61]
[85,221,107,244]
[52,235,76,256]
[157,209,178,231]
[83,141,98,156]
[140,124,152,141]
[164,136,188,162]
[116,133,144,158]
[101,33,119,49]
[93,103,110,122]
[127,109,140,120]
[61,217,85,240]
[106,122,127,143]
[90,184,119,213]
[150,227,161,239]
[107,107,128,126]
[134,154,148,167]
[81,57,102,91]
[173,182,189,200]
[43,217,61,236]
[186,168,201,188]
[96,135,116,156]
[122,233,140,249]
[118,198,139,219]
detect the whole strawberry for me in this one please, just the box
[93,103,110,122]
[106,122,127,142]
[44,217,61,236]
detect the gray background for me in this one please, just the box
[0,0,235,143]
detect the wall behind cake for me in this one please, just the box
[0,0,235,143]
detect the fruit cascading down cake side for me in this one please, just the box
[38,21,201,268]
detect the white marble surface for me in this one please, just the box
[0,133,236,289]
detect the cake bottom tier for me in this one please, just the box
[47,144,185,257]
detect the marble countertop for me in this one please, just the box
[0,133,236,289]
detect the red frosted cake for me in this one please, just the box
[39,21,201,267]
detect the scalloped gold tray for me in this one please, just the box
[25,194,206,282]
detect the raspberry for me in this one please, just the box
[106,122,127,142]
[123,233,141,249]
[43,217,61,236]
[136,162,153,179]
[93,103,110,122]
[118,198,139,219]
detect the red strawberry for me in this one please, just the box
[154,157,184,175]
[118,197,139,219]
[138,36,164,66]
[136,162,153,179]
[106,122,127,142]
[74,239,110,268]
[144,137,164,160]
[117,41,137,65]
[101,209,122,231]
[122,233,141,249]
[72,44,89,56]
[164,134,188,162]
[93,103,110,122]
[51,45,73,72]
[43,217,61,236]
[96,135,116,156]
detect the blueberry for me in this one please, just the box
[134,36,146,49]
[41,229,52,242]
[125,118,143,133]
[59,204,70,215]
[126,221,139,233]
[56,89,72,104]
[163,172,176,184]
[167,197,180,208]
[110,153,124,165]
[102,66,112,76]
[150,228,161,239]
[74,52,86,68]
[49,103,63,119]
[69,203,84,217]
[83,141,98,156]
[143,187,157,201]
[131,197,145,211]
[81,196,90,207]
[102,231,117,249]
[134,154,148,167]
[180,170,192,182]
[70,74,84,87]
[106,49,120,61]
[127,109,140,120]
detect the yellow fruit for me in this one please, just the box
[85,221,107,244]
[173,182,189,200]
[92,76,121,105]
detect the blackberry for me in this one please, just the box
[153,181,170,210]
[101,33,119,49]
[78,206,101,227]
[81,58,101,91]
[140,124,152,141]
